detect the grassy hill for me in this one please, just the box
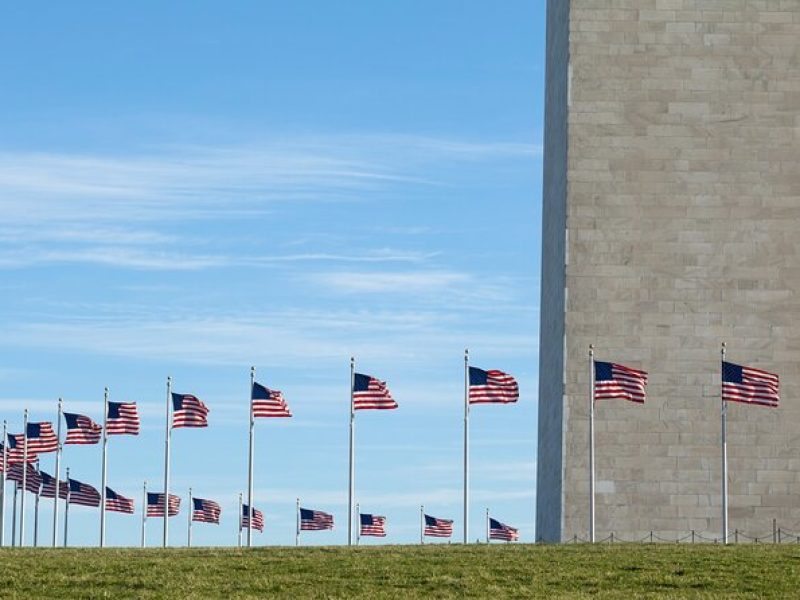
[2,543,799,598]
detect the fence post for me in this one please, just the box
[773,519,777,544]
[735,529,738,544]
[610,532,614,543]
[692,530,695,544]
[778,528,782,544]
[573,534,577,544]
[650,531,653,544]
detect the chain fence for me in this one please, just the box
[555,521,800,545]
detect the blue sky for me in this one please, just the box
[0,2,544,546]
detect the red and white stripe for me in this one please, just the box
[723,365,779,407]
[253,389,292,418]
[354,378,397,411]
[360,515,387,537]
[26,422,59,453]
[147,493,181,517]
[469,370,519,404]
[65,414,102,445]
[424,516,453,538]
[67,479,101,507]
[172,394,210,428]
[594,363,648,403]
[106,402,140,435]
[6,434,38,464]
[241,506,264,532]
[105,489,135,514]
[193,499,222,524]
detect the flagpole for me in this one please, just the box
[100,387,109,547]
[589,344,595,543]
[348,357,355,547]
[355,502,360,546]
[420,505,424,545]
[247,366,255,549]
[187,488,192,548]
[463,348,469,545]
[485,508,490,544]
[34,477,40,547]
[237,493,242,548]
[11,482,18,547]
[63,467,70,547]
[0,419,7,547]
[20,408,28,547]
[141,480,147,548]
[295,497,300,547]
[53,399,62,547]
[163,376,172,548]
[721,342,728,545]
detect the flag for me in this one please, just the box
[722,361,780,408]
[359,513,386,537]
[300,508,334,531]
[67,478,101,507]
[489,518,518,541]
[594,361,648,403]
[468,367,519,404]
[252,382,292,418]
[424,514,453,538]
[171,393,209,428]
[105,487,135,514]
[25,422,59,453]
[147,492,181,517]
[241,504,264,532]
[6,434,37,464]
[0,442,6,471]
[6,463,42,494]
[106,402,140,435]
[40,471,69,499]
[64,412,102,445]
[192,498,222,524]
[353,374,397,410]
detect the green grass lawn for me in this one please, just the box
[1,544,799,598]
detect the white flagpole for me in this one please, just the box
[163,376,172,548]
[53,399,62,547]
[100,387,109,547]
[237,493,243,548]
[141,480,147,548]
[20,408,28,547]
[0,419,7,547]
[63,467,70,547]
[589,344,596,543]
[348,357,355,546]
[485,508,490,544]
[420,505,424,545]
[33,474,40,547]
[721,342,728,544]
[187,487,192,548]
[295,497,300,547]
[355,502,360,546]
[11,481,18,547]
[463,348,469,544]
[247,366,255,549]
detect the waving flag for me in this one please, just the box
[0,442,6,471]
[25,422,59,453]
[6,463,42,493]
[489,518,518,541]
[722,361,779,407]
[353,374,397,410]
[147,492,181,517]
[424,514,453,538]
[594,361,648,403]
[468,367,519,404]
[64,413,102,445]
[252,382,292,418]
[300,508,334,531]
[192,498,222,524]
[105,487,135,514]
[40,471,69,499]
[67,478,101,507]
[241,504,264,532]
[171,393,209,428]
[106,402,140,435]
[6,434,37,464]
[359,513,386,537]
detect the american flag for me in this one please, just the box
[147,492,181,517]
[353,373,397,410]
[6,434,37,464]
[105,487,135,514]
[468,367,519,404]
[25,422,59,453]
[171,393,209,428]
[252,381,292,418]
[64,412,102,445]
[0,441,7,471]
[424,514,453,538]
[594,361,648,403]
[40,471,69,499]
[489,518,518,542]
[67,478,101,507]
[6,463,42,494]
[300,508,334,531]
[241,504,264,532]
[722,361,780,408]
[359,513,386,537]
[106,401,140,435]
[192,497,222,524]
